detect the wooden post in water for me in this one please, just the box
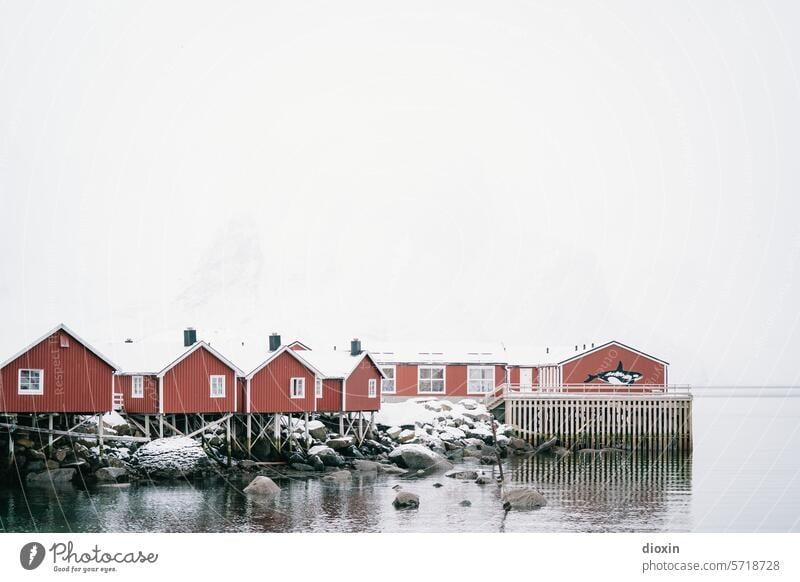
[97,413,104,459]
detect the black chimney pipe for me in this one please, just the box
[183,328,197,347]
[269,333,281,352]
[350,338,362,356]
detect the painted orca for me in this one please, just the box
[584,361,643,385]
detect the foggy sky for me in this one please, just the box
[1,1,799,385]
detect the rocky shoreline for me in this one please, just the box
[1,399,541,491]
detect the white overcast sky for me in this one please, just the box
[1,1,799,385]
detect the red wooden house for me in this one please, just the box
[113,331,244,415]
[293,346,385,413]
[244,345,322,414]
[0,323,118,414]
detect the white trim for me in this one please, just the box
[342,378,347,411]
[1,323,119,370]
[210,375,226,398]
[368,378,377,398]
[290,377,305,399]
[131,375,145,398]
[417,365,446,394]
[17,368,44,395]
[246,346,324,380]
[467,365,495,394]
[557,340,670,366]
[246,378,252,414]
[158,376,164,414]
[157,341,244,378]
[315,377,323,399]
[380,364,396,394]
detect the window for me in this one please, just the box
[315,377,323,399]
[290,377,305,399]
[18,369,43,395]
[368,378,377,398]
[132,375,144,398]
[468,366,495,394]
[210,375,226,398]
[418,366,445,393]
[380,365,396,393]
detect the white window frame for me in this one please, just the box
[380,365,396,394]
[131,375,144,399]
[368,378,377,398]
[418,365,446,394]
[18,368,44,395]
[290,377,305,399]
[210,375,226,398]
[315,377,323,399]
[467,365,495,394]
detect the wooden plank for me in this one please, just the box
[0,422,149,443]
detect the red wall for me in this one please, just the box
[0,329,114,413]
[161,346,238,414]
[317,378,342,413]
[344,357,382,412]
[384,363,505,398]
[508,366,540,386]
[561,343,666,388]
[248,350,316,414]
[117,374,159,414]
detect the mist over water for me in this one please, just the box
[1,392,798,533]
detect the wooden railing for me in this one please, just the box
[482,383,691,408]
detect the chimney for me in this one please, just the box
[350,338,362,356]
[546,347,549,354]
[583,344,586,350]
[575,345,578,351]
[183,328,197,347]
[269,333,281,352]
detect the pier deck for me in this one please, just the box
[486,384,692,452]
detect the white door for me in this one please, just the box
[519,368,533,391]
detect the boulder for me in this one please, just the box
[307,420,328,441]
[385,426,402,440]
[16,438,35,448]
[322,470,352,483]
[26,448,46,461]
[95,467,128,482]
[243,476,281,497]
[397,429,416,444]
[25,460,45,473]
[502,488,547,510]
[392,491,420,509]
[377,464,407,475]
[326,437,353,451]
[26,468,76,486]
[45,460,60,470]
[308,455,325,472]
[133,437,210,479]
[460,499,472,507]
[508,437,531,451]
[459,399,478,410]
[53,447,71,462]
[388,444,453,472]
[475,475,493,485]
[290,463,315,472]
[308,445,335,457]
[352,459,381,472]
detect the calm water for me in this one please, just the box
[1,390,799,533]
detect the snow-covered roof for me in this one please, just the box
[294,349,386,380]
[369,340,509,366]
[1,323,119,371]
[102,337,244,376]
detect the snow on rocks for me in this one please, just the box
[132,437,210,479]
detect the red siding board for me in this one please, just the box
[561,343,666,389]
[117,374,159,414]
[344,357,382,412]
[161,346,238,414]
[317,379,342,413]
[0,330,114,414]
[249,351,316,414]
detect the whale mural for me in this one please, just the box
[584,361,643,385]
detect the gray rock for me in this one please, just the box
[397,429,416,443]
[95,467,128,482]
[26,468,76,486]
[460,499,472,507]
[290,463,315,472]
[307,445,335,457]
[243,476,281,497]
[502,488,547,510]
[388,444,453,472]
[26,448,46,461]
[133,437,210,479]
[307,420,328,441]
[385,426,402,440]
[446,470,479,480]
[352,459,381,472]
[25,460,45,473]
[475,475,493,485]
[392,491,420,509]
[322,470,352,483]
[377,464,407,475]
[326,437,353,450]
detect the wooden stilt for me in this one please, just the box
[304,412,310,449]
[339,413,345,435]
[144,415,150,439]
[247,414,252,454]
[158,414,164,439]
[48,414,54,449]
[98,413,104,458]
[226,416,232,468]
